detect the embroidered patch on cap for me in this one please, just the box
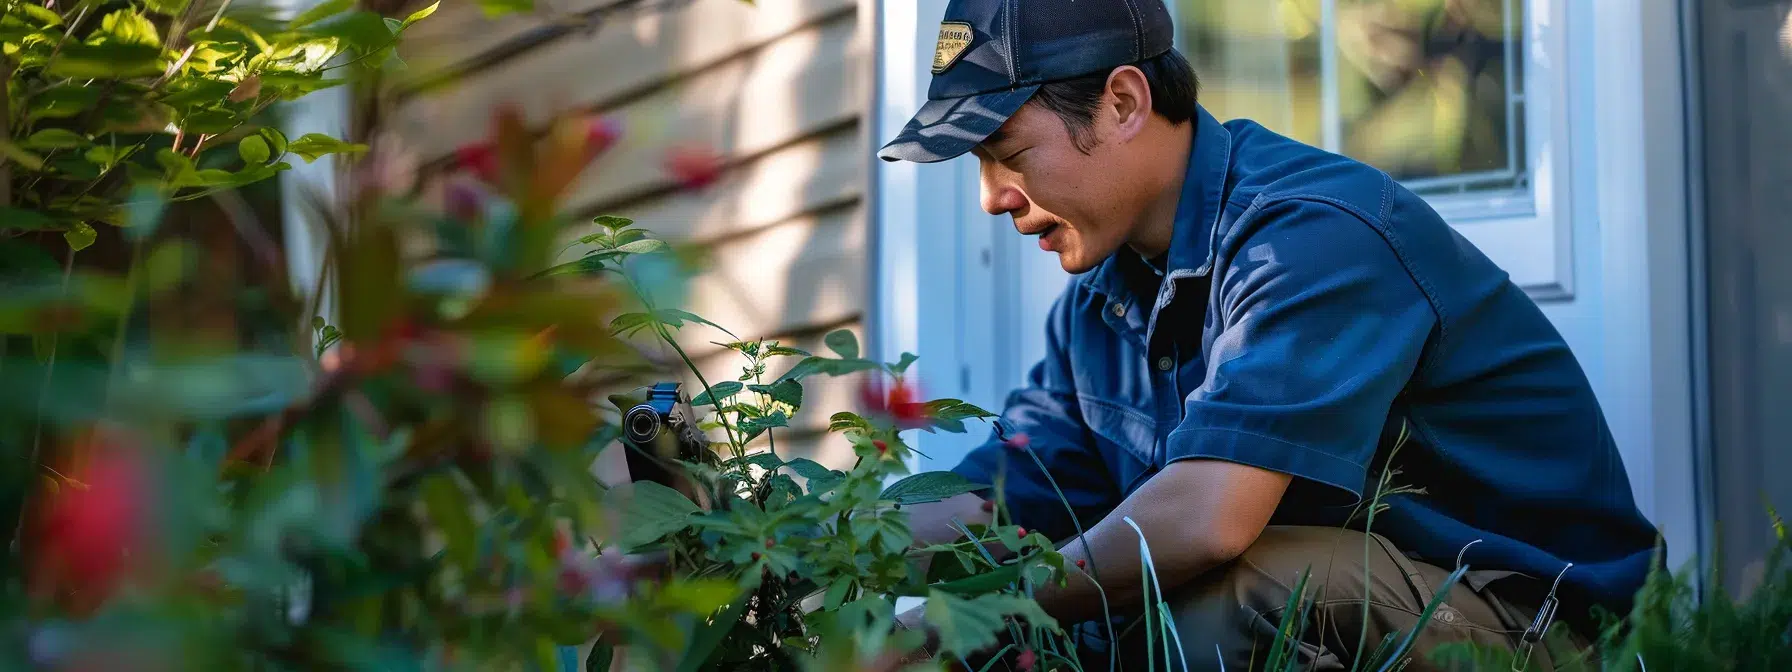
[932,21,974,73]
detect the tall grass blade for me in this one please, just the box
[1124,516,1190,672]
[1008,422,1121,670]
[1262,567,1314,672]
[1373,563,1470,672]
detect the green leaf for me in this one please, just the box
[286,133,369,162]
[144,241,194,294]
[776,356,881,384]
[743,452,783,472]
[63,222,97,251]
[0,207,57,231]
[880,472,987,505]
[824,329,860,359]
[0,140,45,171]
[288,0,352,30]
[179,108,239,135]
[614,238,670,255]
[25,129,87,150]
[303,11,394,50]
[156,149,197,185]
[784,458,834,482]
[593,215,633,230]
[655,578,740,614]
[930,560,1024,596]
[98,10,162,47]
[618,481,700,550]
[739,411,788,441]
[422,475,477,570]
[765,344,811,358]
[689,381,743,407]
[891,352,920,375]
[16,3,64,25]
[748,379,804,409]
[672,588,750,672]
[84,145,130,171]
[158,79,236,107]
[924,591,1059,658]
[238,135,271,164]
[29,87,103,121]
[144,0,192,16]
[259,127,290,157]
[48,42,164,78]
[400,1,441,30]
[823,579,853,612]
[477,0,534,17]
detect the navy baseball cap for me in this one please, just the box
[878,0,1175,163]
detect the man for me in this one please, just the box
[878,0,1662,669]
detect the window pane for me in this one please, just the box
[1177,0,1526,194]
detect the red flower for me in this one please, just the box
[585,116,623,158]
[663,144,725,190]
[1016,649,1037,671]
[454,142,500,184]
[859,378,929,430]
[980,500,996,513]
[764,538,775,549]
[1016,528,1028,539]
[873,439,888,455]
[1075,559,1087,570]
[751,552,762,561]
[30,433,157,612]
[1004,433,1030,451]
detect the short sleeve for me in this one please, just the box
[951,288,1121,542]
[1164,198,1436,504]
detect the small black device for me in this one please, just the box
[617,382,710,491]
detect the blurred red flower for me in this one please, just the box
[455,142,500,184]
[30,429,158,613]
[1016,649,1037,671]
[858,378,928,430]
[663,144,725,190]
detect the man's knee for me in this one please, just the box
[1150,526,1408,671]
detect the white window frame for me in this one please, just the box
[1169,0,1579,299]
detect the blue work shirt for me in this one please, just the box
[951,106,1661,623]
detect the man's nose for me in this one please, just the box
[980,173,1026,216]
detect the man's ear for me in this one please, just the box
[1104,65,1154,143]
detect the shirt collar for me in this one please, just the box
[1081,105,1233,299]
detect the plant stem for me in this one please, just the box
[10,248,75,557]
[1,60,14,207]
[619,272,741,454]
[101,237,146,415]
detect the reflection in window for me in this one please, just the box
[1178,0,1526,197]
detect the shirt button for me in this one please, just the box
[1110,303,1126,317]
[1156,357,1174,371]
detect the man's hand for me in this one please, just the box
[1030,459,1293,624]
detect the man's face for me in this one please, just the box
[972,101,1141,274]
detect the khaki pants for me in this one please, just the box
[1083,526,1595,672]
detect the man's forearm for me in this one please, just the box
[1031,460,1293,625]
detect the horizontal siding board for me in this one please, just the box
[584,123,862,239]
[668,205,863,349]
[394,0,858,163]
[418,122,862,245]
[400,0,624,72]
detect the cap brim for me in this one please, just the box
[877,85,1040,163]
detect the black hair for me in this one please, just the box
[1029,47,1199,153]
